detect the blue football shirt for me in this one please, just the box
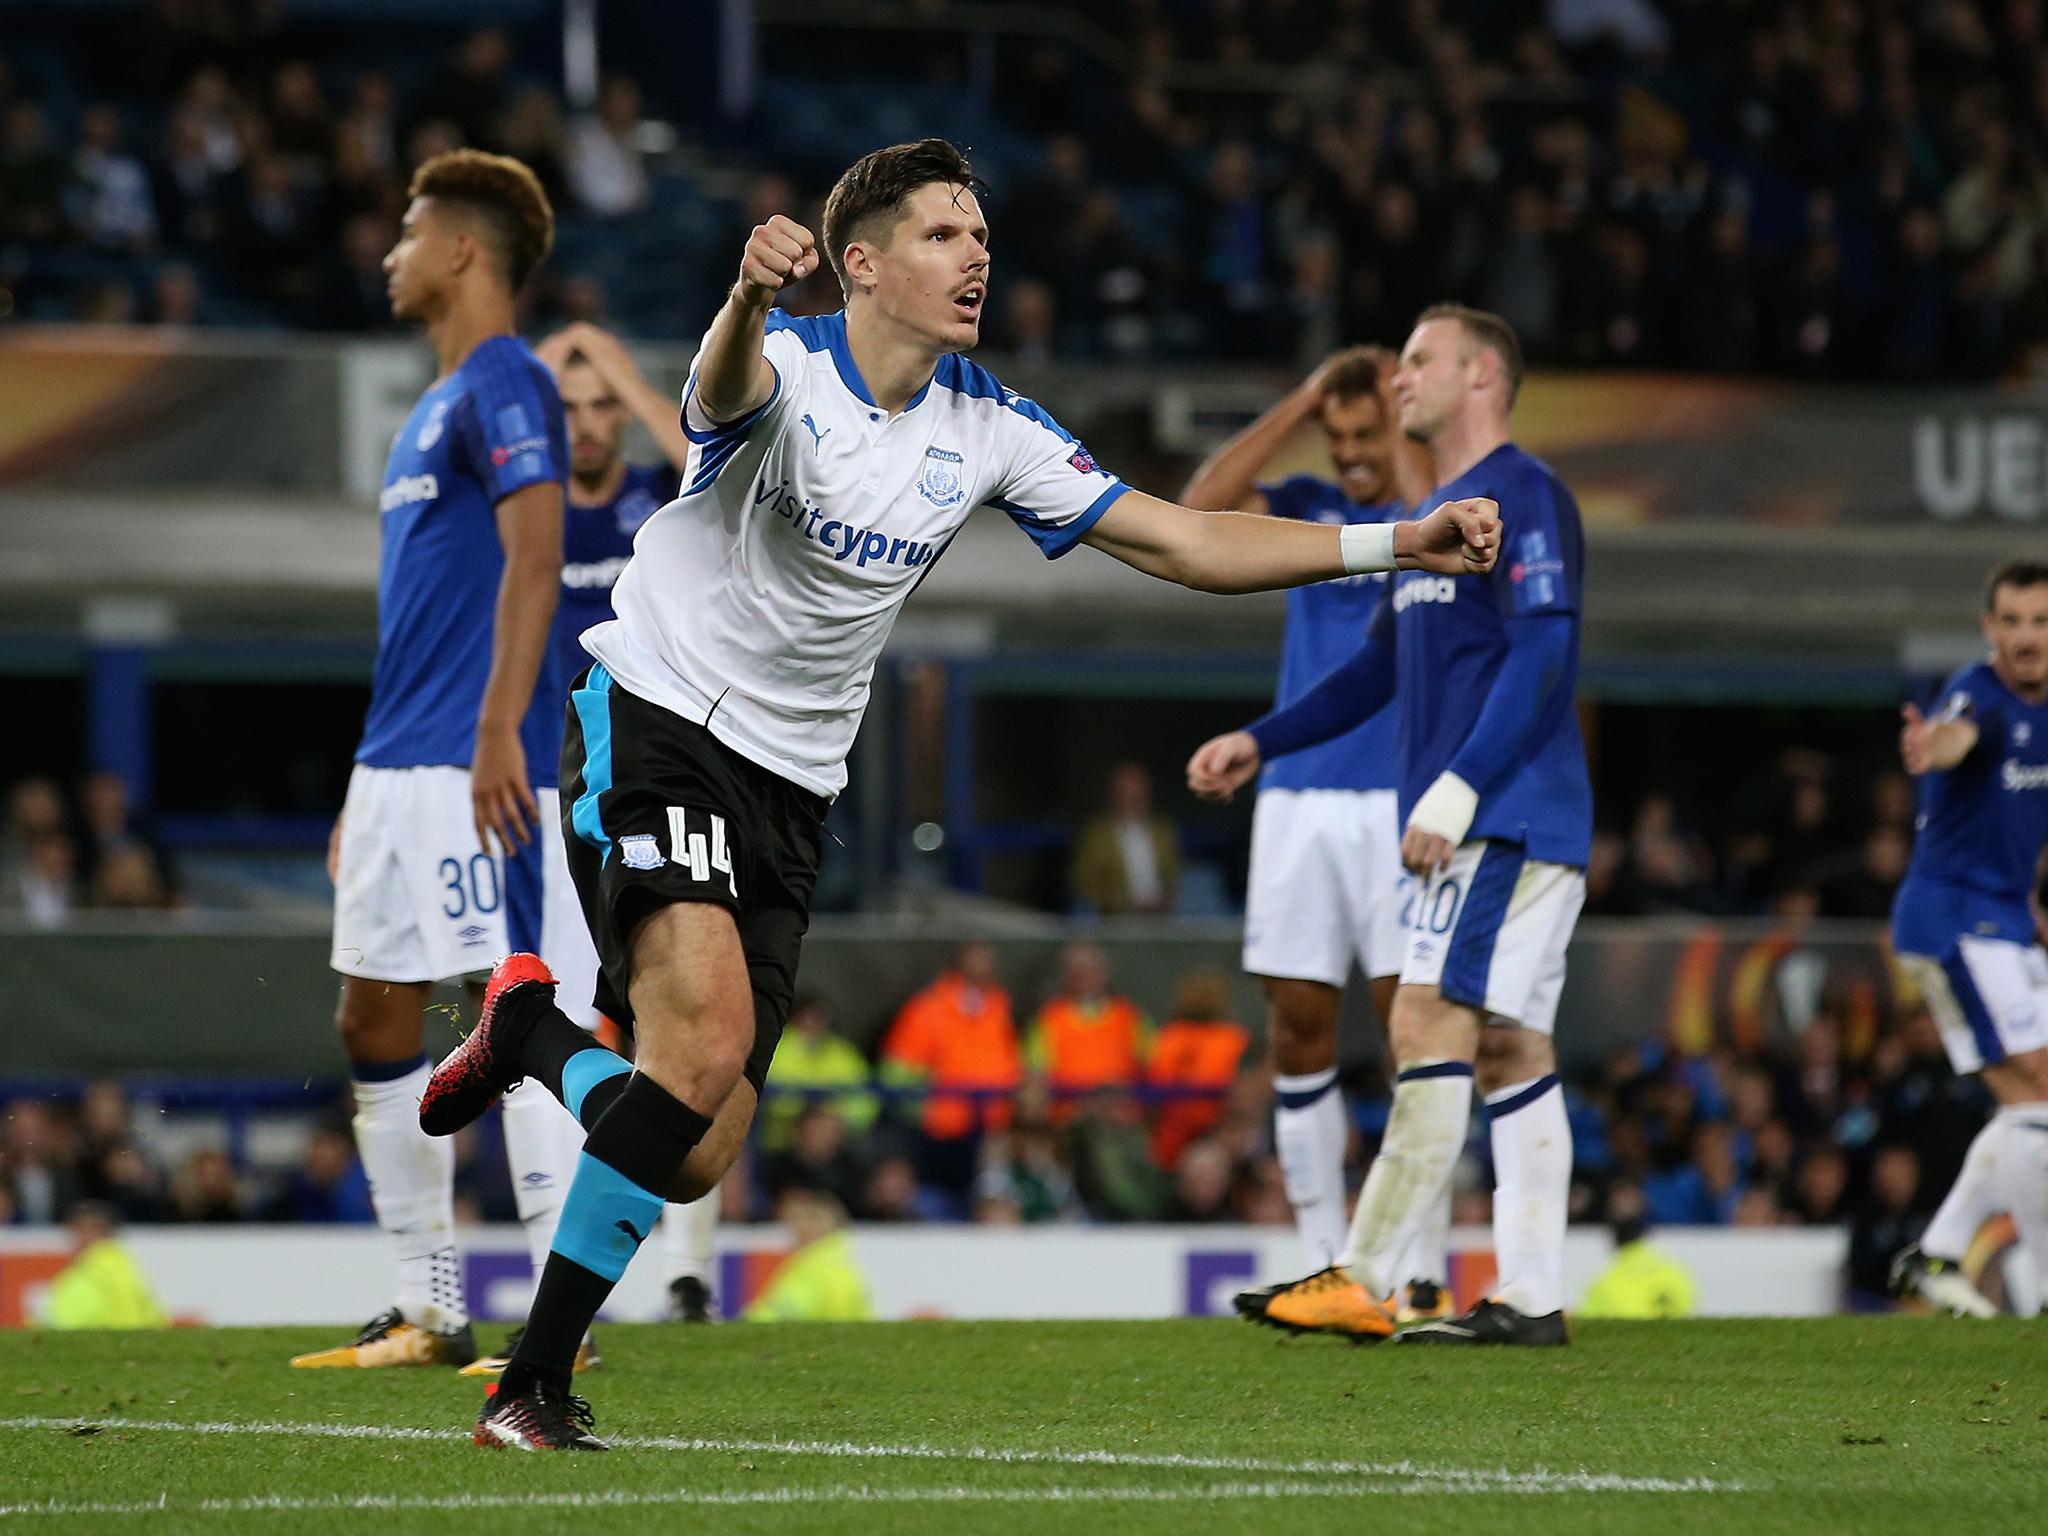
[1892,660,2048,954]
[1388,442,1591,867]
[356,335,569,786]
[1258,475,1400,794]
[552,462,677,686]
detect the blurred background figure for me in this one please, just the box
[36,1202,167,1329]
[742,1191,872,1323]
[1578,1184,1697,1320]
[1071,763,1180,916]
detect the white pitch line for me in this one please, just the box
[0,1415,1742,1496]
[0,1477,1692,1520]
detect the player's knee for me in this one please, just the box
[1387,989,1466,1067]
[1266,987,1338,1074]
[1474,1026,1553,1095]
[332,986,411,1065]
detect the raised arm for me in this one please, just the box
[554,321,690,474]
[1179,367,1333,514]
[1898,700,1979,776]
[1082,490,1498,592]
[695,214,816,422]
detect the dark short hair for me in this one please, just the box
[409,148,555,291]
[1318,345,1388,405]
[1416,302,1524,406]
[1987,559,2048,610]
[821,138,986,298]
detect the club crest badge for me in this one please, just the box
[620,833,663,871]
[919,446,965,508]
[415,398,450,451]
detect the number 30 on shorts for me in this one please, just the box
[438,853,501,918]
[1397,873,1464,935]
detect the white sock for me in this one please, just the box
[501,1077,585,1283]
[1392,1179,1451,1288]
[1273,1069,1349,1270]
[1338,1062,1472,1295]
[1486,1073,1571,1317]
[1923,1111,2015,1261]
[352,1057,464,1332]
[661,1192,719,1285]
[1985,1102,2048,1276]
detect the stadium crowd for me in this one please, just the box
[0,937,1993,1308]
[4,1,2048,376]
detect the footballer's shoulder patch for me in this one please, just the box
[1067,445,1100,475]
[619,833,664,871]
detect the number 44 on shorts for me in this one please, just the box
[665,806,738,899]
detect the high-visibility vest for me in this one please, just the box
[1144,1017,1251,1166]
[880,975,1022,1139]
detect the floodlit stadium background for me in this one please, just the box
[2,0,2043,1323]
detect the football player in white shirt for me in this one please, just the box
[420,138,1500,1451]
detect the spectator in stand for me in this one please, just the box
[1788,1144,1851,1226]
[1144,968,1251,1168]
[1164,1137,1235,1222]
[77,771,173,908]
[1845,1143,1927,1310]
[0,100,69,244]
[4,1099,83,1224]
[170,1147,243,1223]
[880,941,1021,1202]
[2,779,79,928]
[1070,762,1180,916]
[568,74,647,218]
[423,27,512,150]
[259,1124,373,1223]
[68,103,158,252]
[761,1104,867,1211]
[1024,942,1148,1121]
[976,1114,1083,1224]
[758,995,877,1155]
[498,85,569,207]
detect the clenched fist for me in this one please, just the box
[1396,496,1500,575]
[736,215,817,308]
[1186,731,1263,804]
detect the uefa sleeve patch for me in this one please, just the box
[1068,446,1099,475]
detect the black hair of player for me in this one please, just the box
[821,139,989,299]
[1986,559,2048,609]
[408,149,555,292]
[1416,302,1524,407]
[1318,345,1388,405]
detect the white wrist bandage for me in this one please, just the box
[1339,522,1397,575]
[1408,772,1479,846]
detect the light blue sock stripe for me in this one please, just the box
[550,1151,665,1282]
[561,1048,632,1124]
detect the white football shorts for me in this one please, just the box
[1897,936,2048,1076]
[330,764,598,1018]
[1242,787,1408,987]
[1398,838,1585,1035]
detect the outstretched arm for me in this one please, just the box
[695,214,816,422]
[1082,490,1498,592]
[1898,701,1978,776]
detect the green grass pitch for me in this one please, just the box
[1,1318,2041,1534]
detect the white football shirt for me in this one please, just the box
[582,310,1129,797]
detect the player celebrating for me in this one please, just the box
[1190,305,1591,1347]
[292,151,573,1372]
[421,139,1499,1450]
[534,319,722,1327]
[1178,347,1452,1322]
[1888,561,2048,1317]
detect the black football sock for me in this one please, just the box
[502,1073,713,1395]
[494,983,633,1131]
